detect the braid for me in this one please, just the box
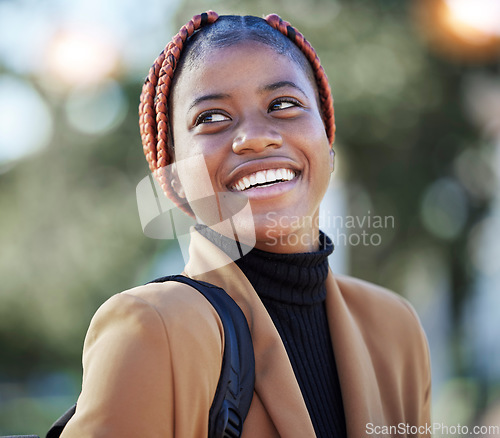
[264,14,335,146]
[139,10,219,170]
[138,11,334,217]
[138,11,219,215]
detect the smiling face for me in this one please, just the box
[170,42,333,253]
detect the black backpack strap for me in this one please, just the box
[45,275,255,438]
[46,404,76,438]
[149,274,255,438]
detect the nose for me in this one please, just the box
[232,117,283,154]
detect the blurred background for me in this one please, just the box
[0,0,499,435]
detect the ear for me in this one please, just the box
[169,162,186,199]
[329,148,335,173]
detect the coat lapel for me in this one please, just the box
[325,271,386,436]
[184,230,317,437]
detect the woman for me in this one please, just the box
[61,11,431,438]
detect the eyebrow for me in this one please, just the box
[188,93,231,112]
[260,80,308,97]
[187,80,308,112]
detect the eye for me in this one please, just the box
[195,110,231,126]
[268,97,302,112]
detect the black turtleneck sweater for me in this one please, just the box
[195,226,347,438]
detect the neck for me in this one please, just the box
[254,227,321,254]
[249,209,322,254]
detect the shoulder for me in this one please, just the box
[334,273,423,328]
[333,273,430,366]
[64,280,223,436]
[88,280,224,350]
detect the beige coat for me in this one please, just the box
[61,230,431,437]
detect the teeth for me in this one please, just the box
[231,168,297,192]
[256,171,266,184]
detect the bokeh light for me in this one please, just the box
[45,29,118,86]
[420,177,468,240]
[413,0,500,63]
[453,146,496,202]
[64,80,128,135]
[444,0,500,38]
[0,75,53,164]
[463,73,500,138]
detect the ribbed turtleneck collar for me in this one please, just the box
[195,225,334,306]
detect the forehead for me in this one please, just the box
[171,41,318,109]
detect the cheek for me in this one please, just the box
[177,133,231,183]
[304,120,332,171]
[175,161,220,224]
[308,125,332,198]
[173,143,228,223]
[175,155,214,199]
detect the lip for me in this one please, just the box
[226,157,301,190]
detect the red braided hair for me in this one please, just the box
[139,11,219,172]
[138,11,335,216]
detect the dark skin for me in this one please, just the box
[170,41,334,254]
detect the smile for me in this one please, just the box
[230,168,297,192]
